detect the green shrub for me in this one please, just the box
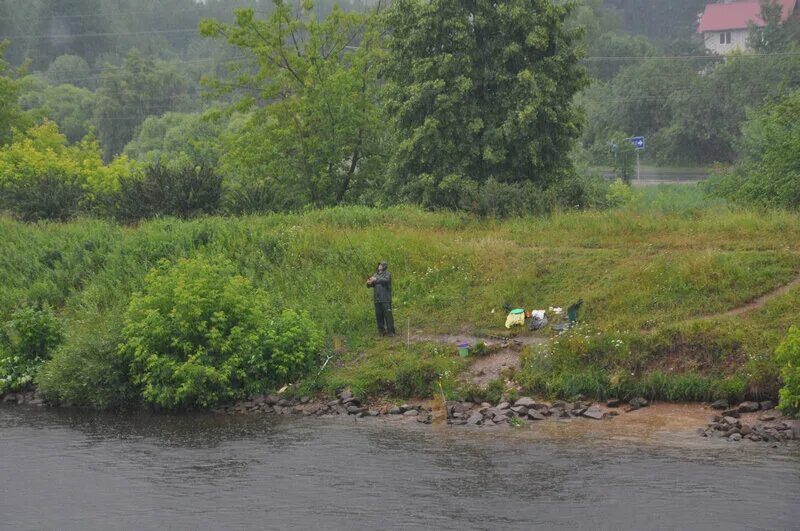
[775,326,800,416]
[704,89,800,209]
[108,162,222,221]
[483,378,505,405]
[0,306,63,393]
[606,179,635,208]
[120,256,322,409]
[0,170,86,222]
[37,310,138,409]
[710,374,748,403]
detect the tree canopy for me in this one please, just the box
[383,0,588,208]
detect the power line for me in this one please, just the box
[0,6,270,22]
[581,50,800,62]
[0,28,201,40]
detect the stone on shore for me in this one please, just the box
[710,399,728,410]
[514,397,537,408]
[527,410,546,421]
[737,401,760,413]
[582,406,604,420]
[606,398,621,408]
[466,413,483,426]
[629,397,649,409]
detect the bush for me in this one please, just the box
[606,178,635,208]
[0,306,63,393]
[552,172,613,211]
[120,256,322,409]
[36,310,138,409]
[704,89,800,209]
[0,122,133,220]
[775,326,800,416]
[0,170,85,221]
[107,162,222,222]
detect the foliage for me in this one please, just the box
[705,89,800,209]
[0,42,30,146]
[775,326,800,416]
[120,256,323,409]
[383,0,588,208]
[748,0,793,53]
[0,121,131,193]
[20,78,96,143]
[603,0,708,41]
[582,52,800,166]
[605,179,635,207]
[45,55,92,88]
[0,122,134,220]
[201,1,387,208]
[123,111,228,166]
[94,49,193,160]
[36,310,138,409]
[103,162,223,221]
[0,306,64,393]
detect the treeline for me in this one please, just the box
[1,0,799,222]
[1,0,623,220]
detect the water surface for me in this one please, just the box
[2,405,798,530]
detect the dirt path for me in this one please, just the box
[405,333,547,386]
[692,272,800,322]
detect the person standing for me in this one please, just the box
[367,261,395,336]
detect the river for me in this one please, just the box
[2,404,799,530]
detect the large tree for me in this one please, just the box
[200,0,387,208]
[383,0,587,207]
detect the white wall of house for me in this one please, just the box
[703,28,750,54]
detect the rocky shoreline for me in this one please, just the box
[698,399,798,443]
[217,390,799,443]
[4,389,797,443]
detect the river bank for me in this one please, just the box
[5,386,798,445]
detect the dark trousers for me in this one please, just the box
[374,302,395,335]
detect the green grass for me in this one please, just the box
[2,185,799,404]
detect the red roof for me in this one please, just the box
[697,0,796,33]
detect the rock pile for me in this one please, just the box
[213,389,384,418]
[699,401,798,443]
[430,397,616,426]
[214,391,646,426]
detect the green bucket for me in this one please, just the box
[457,342,470,357]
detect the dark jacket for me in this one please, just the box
[370,270,392,303]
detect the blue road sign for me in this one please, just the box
[626,136,645,150]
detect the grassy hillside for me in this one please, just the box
[2,185,799,406]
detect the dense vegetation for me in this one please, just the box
[0,187,798,411]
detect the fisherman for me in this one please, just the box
[367,261,395,336]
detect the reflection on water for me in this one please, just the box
[1,405,799,530]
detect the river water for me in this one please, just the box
[2,404,799,530]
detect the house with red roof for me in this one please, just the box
[697,0,797,54]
